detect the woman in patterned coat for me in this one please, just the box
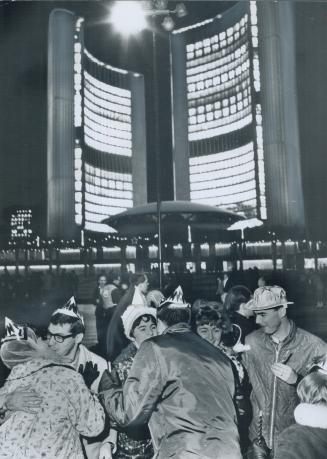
[0,324,105,459]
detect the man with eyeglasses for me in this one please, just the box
[3,298,114,459]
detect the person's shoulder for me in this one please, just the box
[114,342,137,364]
[295,326,326,346]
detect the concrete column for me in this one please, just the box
[47,9,76,239]
[258,2,305,229]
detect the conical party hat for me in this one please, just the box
[1,317,27,343]
[158,286,190,309]
[52,296,84,324]
[131,287,147,306]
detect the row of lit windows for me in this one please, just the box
[186,32,247,60]
[190,143,254,166]
[84,87,131,116]
[84,200,132,218]
[84,69,130,98]
[84,80,131,107]
[186,37,248,74]
[189,87,250,115]
[186,17,248,60]
[187,43,248,79]
[84,99,131,125]
[190,161,255,186]
[84,115,131,142]
[191,169,255,192]
[84,79,131,108]
[191,186,256,205]
[187,75,251,107]
[84,128,132,157]
[187,52,249,87]
[186,15,248,54]
[187,44,249,80]
[187,64,250,94]
[188,113,252,141]
[84,221,111,233]
[85,187,133,204]
[85,176,133,193]
[187,73,250,105]
[84,118,131,148]
[189,105,252,133]
[85,164,132,182]
[84,107,131,133]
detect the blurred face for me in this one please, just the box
[47,323,80,360]
[99,276,107,287]
[138,276,149,294]
[255,308,282,335]
[132,318,157,346]
[197,324,215,344]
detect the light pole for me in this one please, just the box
[110,1,187,289]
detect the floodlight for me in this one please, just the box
[110,1,147,35]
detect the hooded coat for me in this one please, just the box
[0,358,105,459]
[100,323,242,459]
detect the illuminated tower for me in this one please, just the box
[47,9,147,239]
[171,1,305,229]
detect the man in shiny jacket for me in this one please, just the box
[100,286,242,459]
[243,286,327,456]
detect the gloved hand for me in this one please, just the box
[78,361,100,389]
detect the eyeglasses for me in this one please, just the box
[46,332,74,343]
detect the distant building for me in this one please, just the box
[10,209,33,241]
[47,9,147,239]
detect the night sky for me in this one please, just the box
[0,0,233,239]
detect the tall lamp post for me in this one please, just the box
[110,1,187,289]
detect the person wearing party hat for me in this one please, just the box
[0,317,105,459]
[242,285,327,457]
[3,298,113,459]
[109,301,157,459]
[100,285,242,459]
[47,296,114,459]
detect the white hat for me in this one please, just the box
[121,305,157,340]
[246,286,293,311]
[131,287,147,307]
[52,296,84,324]
[158,286,190,310]
[1,317,27,344]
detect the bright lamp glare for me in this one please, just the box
[110,2,147,35]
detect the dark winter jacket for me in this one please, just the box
[274,403,327,459]
[100,323,242,459]
[242,321,327,450]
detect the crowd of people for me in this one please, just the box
[0,270,327,458]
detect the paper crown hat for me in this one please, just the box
[52,296,84,323]
[121,305,157,340]
[1,317,27,344]
[245,286,293,311]
[158,286,190,310]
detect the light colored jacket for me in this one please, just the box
[0,359,105,459]
[243,321,327,450]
